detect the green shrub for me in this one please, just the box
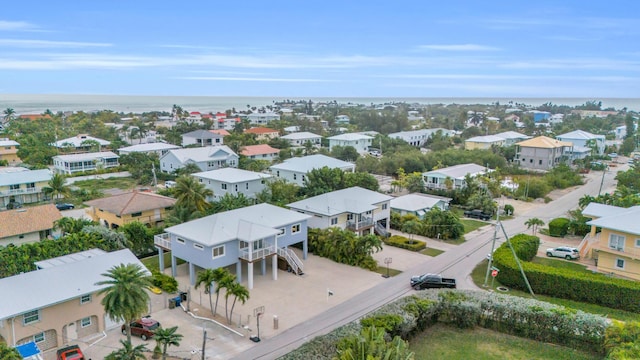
[503,204,514,216]
[605,321,640,359]
[151,271,178,293]
[548,217,570,237]
[384,235,427,251]
[361,314,405,338]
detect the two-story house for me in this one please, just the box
[118,142,180,157]
[52,152,120,175]
[580,203,640,280]
[51,134,111,153]
[422,163,490,190]
[287,186,392,236]
[0,249,148,352]
[280,132,322,148]
[388,128,455,148]
[0,204,62,246]
[160,146,238,173]
[0,138,20,164]
[515,136,573,171]
[84,190,176,229]
[493,131,530,147]
[246,112,280,126]
[240,144,280,162]
[0,169,52,208]
[244,127,280,141]
[182,130,224,147]
[154,204,311,289]
[556,130,606,159]
[192,168,272,201]
[327,133,373,154]
[269,154,356,186]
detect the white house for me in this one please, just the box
[181,130,224,147]
[160,146,238,173]
[287,186,392,236]
[556,130,606,156]
[423,163,490,190]
[388,128,454,148]
[327,133,373,153]
[52,152,120,175]
[280,132,322,148]
[390,193,451,217]
[269,154,355,186]
[493,131,531,146]
[192,168,272,201]
[335,115,350,125]
[247,112,280,125]
[240,144,280,162]
[117,142,180,156]
[51,134,110,153]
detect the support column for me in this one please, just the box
[261,258,266,275]
[157,248,164,272]
[189,262,195,286]
[272,254,278,281]
[248,262,254,290]
[171,255,177,277]
[236,262,242,283]
[303,239,308,260]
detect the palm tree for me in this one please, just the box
[96,263,151,343]
[578,195,595,209]
[195,269,217,315]
[174,175,213,212]
[2,108,15,122]
[525,218,545,235]
[226,281,250,324]
[177,162,202,176]
[164,204,203,227]
[43,173,70,202]
[401,220,423,244]
[210,269,235,316]
[153,326,183,360]
[105,340,148,360]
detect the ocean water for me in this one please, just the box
[1,93,639,114]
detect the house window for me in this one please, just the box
[221,183,227,190]
[193,243,204,250]
[176,238,185,244]
[382,203,388,210]
[23,310,40,325]
[199,179,203,183]
[302,175,305,182]
[235,184,238,192]
[9,184,19,190]
[212,245,225,259]
[330,217,338,225]
[81,317,91,328]
[539,160,542,165]
[33,332,45,343]
[131,212,142,217]
[635,238,640,247]
[291,224,301,234]
[277,228,285,238]
[293,174,297,180]
[80,294,92,304]
[609,234,625,251]
[277,171,280,177]
[521,158,525,162]
[246,183,249,190]
[240,241,248,249]
[347,214,354,220]
[615,258,625,269]
[253,239,264,250]
[530,159,533,163]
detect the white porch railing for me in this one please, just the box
[346,217,373,230]
[239,245,276,262]
[578,232,599,258]
[154,233,171,250]
[0,187,42,196]
[277,247,304,275]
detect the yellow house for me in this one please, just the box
[0,204,62,246]
[0,249,148,352]
[84,190,176,229]
[464,135,506,150]
[0,138,20,164]
[0,169,53,208]
[581,203,640,280]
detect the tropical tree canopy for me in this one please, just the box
[173,175,213,212]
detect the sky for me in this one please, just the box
[1,1,640,98]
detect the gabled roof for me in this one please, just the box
[582,203,636,219]
[241,144,279,157]
[118,142,180,153]
[192,168,272,183]
[557,130,605,140]
[0,249,147,320]
[53,151,119,162]
[423,163,489,179]
[466,135,506,143]
[0,169,52,186]
[327,133,373,141]
[0,139,19,146]
[0,204,61,239]
[245,127,279,135]
[163,146,237,163]
[281,132,322,140]
[390,193,451,212]
[494,131,530,140]
[270,154,354,173]
[85,191,176,216]
[586,206,640,236]
[53,134,110,147]
[165,203,311,246]
[183,129,222,139]
[210,129,231,136]
[287,186,392,216]
[516,136,572,149]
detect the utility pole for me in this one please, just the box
[598,165,607,196]
[483,207,500,287]
[201,329,206,360]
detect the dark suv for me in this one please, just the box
[122,318,161,340]
[463,209,491,221]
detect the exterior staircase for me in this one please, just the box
[277,247,304,275]
[374,223,389,237]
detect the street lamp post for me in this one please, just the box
[382,257,392,278]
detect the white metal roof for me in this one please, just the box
[52,135,110,147]
[53,151,119,162]
[0,249,148,320]
[281,132,322,140]
[582,203,635,219]
[269,154,354,173]
[494,131,530,140]
[118,142,180,153]
[192,168,272,183]
[165,203,311,246]
[390,193,451,212]
[466,135,506,143]
[0,169,52,186]
[557,130,605,140]
[327,133,373,141]
[35,249,107,269]
[423,163,489,179]
[287,186,392,216]
[165,146,237,163]
[586,206,640,236]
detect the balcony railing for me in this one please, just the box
[346,217,373,230]
[124,214,165,225]
[592,241,640,260]
[0,187,42,196]
[154,233,171,250]
[239,245,276,262]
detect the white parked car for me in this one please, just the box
[546,246,579,260]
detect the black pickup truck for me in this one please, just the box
[463,209,491,221]
[410,273,457,290]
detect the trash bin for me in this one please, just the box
[168,298,176,309]
[180,291,188,302]
[174,296,182,307]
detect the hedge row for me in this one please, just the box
[493,234,640,312]
[383,235,427,251]
[549,217,570,237]
[281,290,607,359]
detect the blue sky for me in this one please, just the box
[1,1,639,97]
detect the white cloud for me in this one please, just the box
[0,20,37,31]
[417,44,500,51]
[0,39,112,48]
[176,76,335,82]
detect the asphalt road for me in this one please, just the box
[232,168,621,360]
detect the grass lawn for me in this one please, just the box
[72,177,138,191]
[420,247,445,257]
[141,252,185,271]
[530,257,589,272]
[470,259,640,322]
[373,266,402,277]
[461,219,489,234]
[410,323,600,360]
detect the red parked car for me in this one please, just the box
[122,317,161,340]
